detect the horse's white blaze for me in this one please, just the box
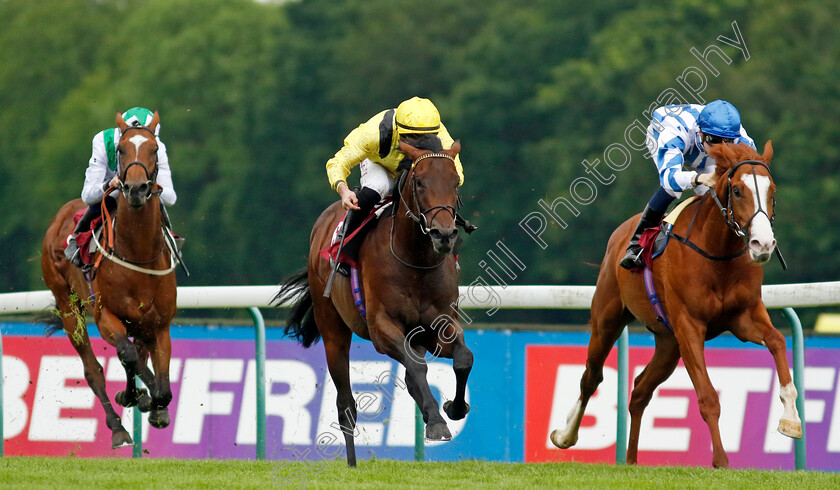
[128,134,149,156]
[741,173,775,257]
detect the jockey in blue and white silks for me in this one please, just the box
[620,100,756,270]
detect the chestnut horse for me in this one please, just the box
[550,141,801,468]
[41,111,177,448]
[275,140,473,466]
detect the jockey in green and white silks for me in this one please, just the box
[619,100,755,270]
[65,107,177,267]
[82,108,177,206]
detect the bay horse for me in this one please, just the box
[41,111,177,448]
[275,139,473,466]
[550,141,801,468]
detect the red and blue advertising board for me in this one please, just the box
[2,322,840,470]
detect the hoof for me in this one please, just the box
[778,418,802,439]
[550,429,576,449]
[111,429,133,449]
[149,408,170,429]
[137,393,153,413]
[115,388,149,408]
[425,422,452,441]
[443,400,470,421]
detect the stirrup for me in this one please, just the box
[336,263,350,277]
[619,246,644,270]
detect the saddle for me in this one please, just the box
[64,207,186,270]
[320,200,393,269]
[637,196,700,270]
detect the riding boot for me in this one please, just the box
[337,187,381,276]
[619,205,666,270]
[64,205,101,267]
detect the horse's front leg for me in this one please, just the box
[672,314,729,468]
[425,319,473,421]
[146,328,173,429]
[97,308,144,411]
[729,304,802,438]
[370,314,450,441]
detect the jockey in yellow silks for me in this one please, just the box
[325,96,465,273]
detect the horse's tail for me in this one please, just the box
[272,269,321,348]
[35,310,65,337]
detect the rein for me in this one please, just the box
[398,152,458,234]
[666,159,776,262]
[93,179,177,276]
[390,152,457,269]
[665,194,748,261]
[707,159,775,241]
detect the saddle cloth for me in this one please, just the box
[319,200,393,269]
[64,209,103,266]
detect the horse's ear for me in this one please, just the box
[762,140,773,165]
[707,142,734,173]
[149,111,160,132]
[399,140,423,161]
[444,140,461,158]
[116,111,128,131]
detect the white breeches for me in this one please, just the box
[360,159,396,199]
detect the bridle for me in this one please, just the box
[92,124,177,275]
[398,152,458,235]
[708,159,776,242]
[665,158,786,266]
[390,152,458,269]
[117,125,161,201]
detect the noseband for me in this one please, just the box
[708,159,775,241]
[117,126,161,201]
[398,152,458,235]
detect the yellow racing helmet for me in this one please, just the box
[395,97,441,135]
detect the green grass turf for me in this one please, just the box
[0,457,837,489]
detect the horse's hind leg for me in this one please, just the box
[55,295,133,448]
[317,309,358,466]
[626,333,681,465]
[730,306,801,438]
[551,289,631,449]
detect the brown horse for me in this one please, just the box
[275,139,473,466]
[41,111,177,448]
[550,141,801,468]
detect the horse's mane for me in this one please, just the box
[711,142,767,176]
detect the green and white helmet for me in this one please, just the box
[122,107,154,127]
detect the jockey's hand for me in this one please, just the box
[108,175,121,189]
[697,172,717,188]
[337,183,360,211]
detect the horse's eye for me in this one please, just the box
[733,187,742,198]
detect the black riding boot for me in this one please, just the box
[64,205,102,267]
[619,205,666,270]
[337,187,381,275]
